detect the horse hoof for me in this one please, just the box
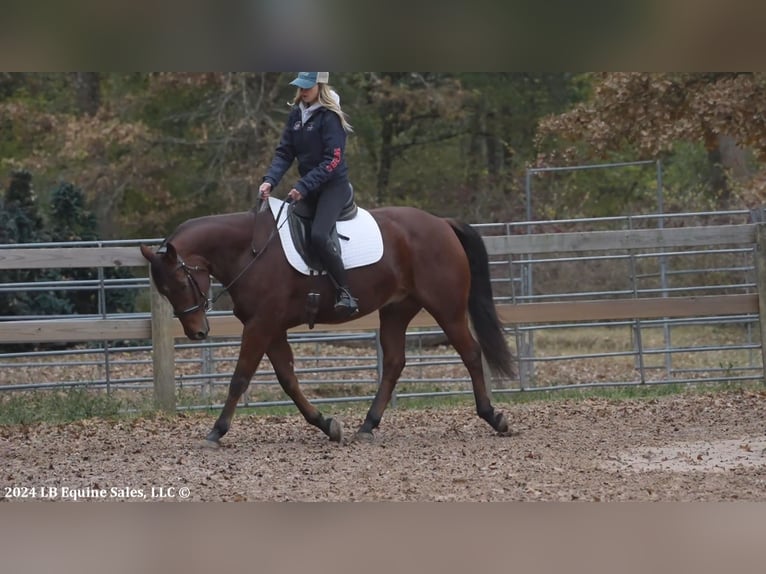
[495,412,509,434]
[353,430,374,443]
[199,439,220,450]
[203,429,222,448]
[494,413,519,437]
[327,418,344,443]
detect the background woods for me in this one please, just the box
[2,72,766,241]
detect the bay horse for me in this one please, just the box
[140,200,515,447]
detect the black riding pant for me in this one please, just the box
[306,180,353,288]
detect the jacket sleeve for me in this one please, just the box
[294,112,346,199]
[263,111,297,187]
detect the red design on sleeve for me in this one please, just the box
[326,148,341,171]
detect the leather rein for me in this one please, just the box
[162,199,293,316]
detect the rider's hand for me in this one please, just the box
[287,188,303,202]
[259,182,272,199]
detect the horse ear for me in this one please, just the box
[139,244,154,262]
[164,242,178,264]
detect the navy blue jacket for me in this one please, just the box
[263,105,349,200]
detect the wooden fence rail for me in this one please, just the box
[2,223,766,409]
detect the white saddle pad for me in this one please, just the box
[268,197,384,276]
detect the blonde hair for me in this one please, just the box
[293,84,353,133]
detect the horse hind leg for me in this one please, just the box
[436,312,509,435]
[267,333,343,443]
[356,299,422,441]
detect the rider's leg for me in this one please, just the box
[311,181,358,316]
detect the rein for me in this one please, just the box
[207,199,294,307]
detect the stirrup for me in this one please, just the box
[334,288,359,316]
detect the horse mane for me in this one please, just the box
[165,211,257,248]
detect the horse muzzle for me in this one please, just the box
[183,316,210,341]
[188,329,209,341]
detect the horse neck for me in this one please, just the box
[173,211,268,283]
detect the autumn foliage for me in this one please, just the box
[2,73,766,238]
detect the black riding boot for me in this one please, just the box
[318,238,358,317]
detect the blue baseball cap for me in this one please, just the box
[290,72,329,89]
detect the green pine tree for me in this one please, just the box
[0,171,72,351]
[48,181,137,316]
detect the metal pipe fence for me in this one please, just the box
[1,209,764,413]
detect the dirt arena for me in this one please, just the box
[3,390,766,502]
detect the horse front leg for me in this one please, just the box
[267,333,343,442]
[204,328,269,447]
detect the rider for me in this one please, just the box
[259,72,358,317]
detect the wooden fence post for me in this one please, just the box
[149,274,176,411]
[754,224,766,383]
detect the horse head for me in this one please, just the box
[140,242,211,340]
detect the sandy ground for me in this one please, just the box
[2,390,766,502]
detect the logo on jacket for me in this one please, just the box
[293,121,302,130]
[305,122,315,131]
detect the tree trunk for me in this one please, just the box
[717,134,752,181]
[376,119,394,204]
[707,135,752,208]
[467,99,486,182]
[73,72,101,116]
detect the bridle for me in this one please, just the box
[173,256,210,317]
[158,198,294,318]
[157,244,210,318]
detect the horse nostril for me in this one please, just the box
[195,331,208,340]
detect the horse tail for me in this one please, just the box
[448,220,515,379]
